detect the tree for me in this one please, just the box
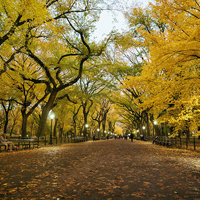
[0,54,49,137]
[1,100,13,134]
[105,28,151,136]
[122,0,200,136]
[75,66,110,136]
[1,0,111,137]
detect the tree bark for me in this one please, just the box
[21,108,28,137]
[37,90,58,136]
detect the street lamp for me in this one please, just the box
[153,120,158,136]
[85,124,89,138]
[142,126,146,138]
[49,113,55,144]
[97,128,100,139]
[153,120,157,125]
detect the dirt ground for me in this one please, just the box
[0,139,200,200]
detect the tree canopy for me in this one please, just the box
[1,0,200,139]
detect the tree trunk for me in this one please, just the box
[21,108,28,138]
[4,111,9,134]
[59,127,63,138]
[37,90,58,136]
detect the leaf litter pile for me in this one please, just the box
[0,139,200,200]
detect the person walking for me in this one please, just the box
[130,133,134,142]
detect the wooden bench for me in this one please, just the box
[21,139,39,149]
[155,140,172,147]
[10,138,39,150]
[0,144,8,152]
[73,137,87,143]
[0,144,19,152]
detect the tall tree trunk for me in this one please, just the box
[21,108,28,138]
[2,101,12,134]
[59,127,63,138]
[37,90,58,136]
[4,111,9,134]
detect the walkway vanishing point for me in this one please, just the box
[0,139,200,200]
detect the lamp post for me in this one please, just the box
[153,120,157,137]
[97,128,100,139]
[49,113,55,145]
[85,124,89,139]
[135,130,139,137]
[142,126,146,138]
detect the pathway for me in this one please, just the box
[0,139,200,199]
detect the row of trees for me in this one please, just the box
[0,0,120,137]
[2,0,199,139]
[117,0,200,138]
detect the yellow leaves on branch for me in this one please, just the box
[148,0,200,65]
[1,0,49,23]
[122,0,200,132]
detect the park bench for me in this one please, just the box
[73,137,87,143]
[0,143,19,152]
[0,136,20,152]
[155,140,172,147]
[10,138,39,150]
[0,144,8,152]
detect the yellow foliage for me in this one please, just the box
[122,0,200,133]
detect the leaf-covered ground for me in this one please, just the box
[0,139,200,200]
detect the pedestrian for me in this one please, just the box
[140,135,144,141]
[152,136,158,144]
[130,133,134,142]
[0,133,18,152]
[93,135,95,142]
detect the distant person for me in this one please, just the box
[93,135,95,142]
[140,135,144,141]
[0,133,18,152]
[130,133,134,142]
[152,136,158,144]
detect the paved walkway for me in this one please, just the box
[0,139,200,200]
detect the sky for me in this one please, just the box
[93,0,152,41]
